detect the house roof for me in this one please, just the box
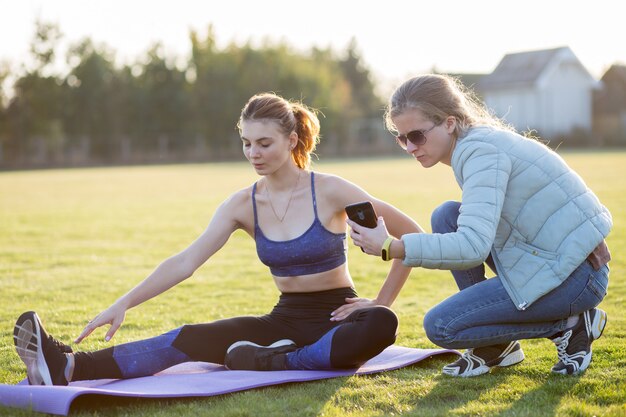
[476,46,585,91]
[596,64,626,112]
[601,64,626,84]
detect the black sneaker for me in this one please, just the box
[13,311,73,386]
[550,308,607,375]
[225,339,298,371]
[442,341,524,377]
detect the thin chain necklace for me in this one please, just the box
[265,170,301,222]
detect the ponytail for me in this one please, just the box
[291,103,320,169]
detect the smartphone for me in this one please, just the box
[345,201,378,228]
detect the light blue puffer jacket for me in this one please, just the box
[401,126,612,310]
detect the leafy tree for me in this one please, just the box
[1,21,388,168]
[0,61,8,108]
[4,21,65,163]
[133,43,190,154]
[339,38,383,118]
[189,26,243,154]
[29,20,63,74]
[64,39,118,160]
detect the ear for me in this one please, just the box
[445,116,457,134]
[289,131,299,150]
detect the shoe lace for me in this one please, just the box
[552,331,571,362]
[48,335,73,354]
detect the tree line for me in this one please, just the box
[0,22,386,169]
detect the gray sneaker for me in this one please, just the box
[550,308,607,375]
[442,341,524,377]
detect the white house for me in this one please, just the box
[476,47,598,137]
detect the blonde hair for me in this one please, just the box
[385,74,510,138]
[238,93,320,169]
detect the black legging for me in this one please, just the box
[174,287,397,366]
[73,287,398,380]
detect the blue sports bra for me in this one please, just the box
[253,172,347,277]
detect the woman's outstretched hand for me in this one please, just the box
[330,297,379,321]
[74,302,127,344]
[346,216,390,256]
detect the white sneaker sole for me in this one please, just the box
[226,339,296,354]
[442,348,525,377]
[14,312,53,385]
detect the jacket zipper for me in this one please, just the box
[491,251,529,310]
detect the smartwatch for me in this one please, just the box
[381,237,394,261]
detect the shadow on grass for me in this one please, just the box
[494,374,581,417]
[408,373,502,414]
[400,357,582,417]
[397,355,517,416]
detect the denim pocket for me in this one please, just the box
[569,268,608,316]
[588,266,609,299]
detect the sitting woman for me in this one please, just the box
[13,92,422,386]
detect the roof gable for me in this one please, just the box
[601,64,626,85]
[477,46,591,91]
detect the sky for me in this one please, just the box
[2,0,625,95]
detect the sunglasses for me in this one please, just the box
[395,123,440,150]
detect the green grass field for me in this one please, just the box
[1,153,625,416]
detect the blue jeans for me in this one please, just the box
[423,201,609,349]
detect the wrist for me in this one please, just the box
[372,297,390,307]
[389,238,405,260]
[114,296,132,311]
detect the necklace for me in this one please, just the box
[265,170,301,222]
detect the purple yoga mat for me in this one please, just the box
[0,346,457,415]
